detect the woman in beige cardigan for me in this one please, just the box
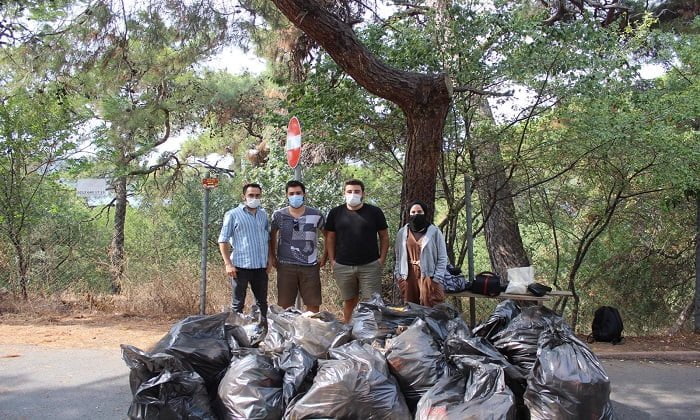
[393,200,448,307]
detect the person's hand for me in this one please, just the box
[270,257,278,269]
[319,255,327,267]
[379,257,386,266]
[225,264,237,278]
[266,261,274,274]
[329,259,335,273]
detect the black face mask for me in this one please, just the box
[408,214,429,232]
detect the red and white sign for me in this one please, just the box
[286,116,302,169]
[202,177,219,189]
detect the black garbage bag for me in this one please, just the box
[352,294,460,343]
[284,341,411,420]
[410,302,462,343]
[442,318,472,348]
[472,299,521,342]
[261,307,350,358]
[121,345,216,420]
[415,357,516,420]
[351,294,421,341]
[216,350,284,420]
[150,312,232,395]
[493,306,572,376]
[122,345,190,395]
[290,311,352,358]
[524,329,615,420]
[227,306,267,348]
[444,319,525,383]
[128,371,216,420]
[385,318,446,411]
[262,305,302,353]
[278,343,318,407]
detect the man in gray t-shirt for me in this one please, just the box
[270,180,325,312]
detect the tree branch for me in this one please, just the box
[270,0,452,111]
[453,86,513,97]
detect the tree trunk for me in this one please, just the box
[109,176,127,294]
[695,193,699,333]
[12,240,29,300]
[668,298,694,336]
[270,0,452,211]
[401,101,451,219]
[471,101,530,279]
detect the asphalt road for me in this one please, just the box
[0,345,131,420]
[0,344,698,419]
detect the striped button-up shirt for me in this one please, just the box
[218,204,270,269]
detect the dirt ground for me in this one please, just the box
[0,312,173,351]
[1,308,699,354]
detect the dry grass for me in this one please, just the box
[0,263,352,319]
[1,261,399,323]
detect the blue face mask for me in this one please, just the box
[288,195,304,208]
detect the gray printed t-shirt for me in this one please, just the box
[271,206,325,265]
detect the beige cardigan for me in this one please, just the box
[393,224,448,283]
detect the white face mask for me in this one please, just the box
[345,193,362,207]
[246,198,261,208]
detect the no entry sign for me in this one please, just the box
[286,116,302,169]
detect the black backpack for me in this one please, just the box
[589,306,624,344]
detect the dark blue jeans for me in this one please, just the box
[231,267,268,318]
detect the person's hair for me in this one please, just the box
[407,199,433,222]
[344,178,364,192]
[286,180,306,194]
[242,183,262,194]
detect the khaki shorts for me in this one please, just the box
[276,263,322,308]
[333,260,382,301]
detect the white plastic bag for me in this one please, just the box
[505,266,534,294]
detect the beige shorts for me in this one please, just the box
[276,263,322,308]
[333,260,382,301]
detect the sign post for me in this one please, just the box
[286,117,304,310]
[200,171,219,315]
[287,116,302,176]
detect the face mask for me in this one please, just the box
[345,193,362,207]
[246,198,261,208]
[288,195,304,208]
[408,213,429,232]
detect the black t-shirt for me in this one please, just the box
[325,203,388,265]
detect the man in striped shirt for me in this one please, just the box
[218,183,272,318]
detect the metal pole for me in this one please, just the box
[465,175,475,283]
[200,171,211,315]
[293,165,304,310]
[465,175,476,326]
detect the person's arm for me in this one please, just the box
[318,229,329,266]
[325,230,336,266]
[322,209,335,267]
[376,207,390,266]
[393,228,403,280]
[266,214,274,273]
[219,242,237,278]
[434,228,449,281]
[378,228,389,266]
[269,228,278,269]
[218,211,236,278]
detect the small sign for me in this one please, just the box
[202,178,219,189]
[76,178,110,198]
[286,116,302,169]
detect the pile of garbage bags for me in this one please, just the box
[121,295,614,419]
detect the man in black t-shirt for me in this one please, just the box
[322,179,389,323]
